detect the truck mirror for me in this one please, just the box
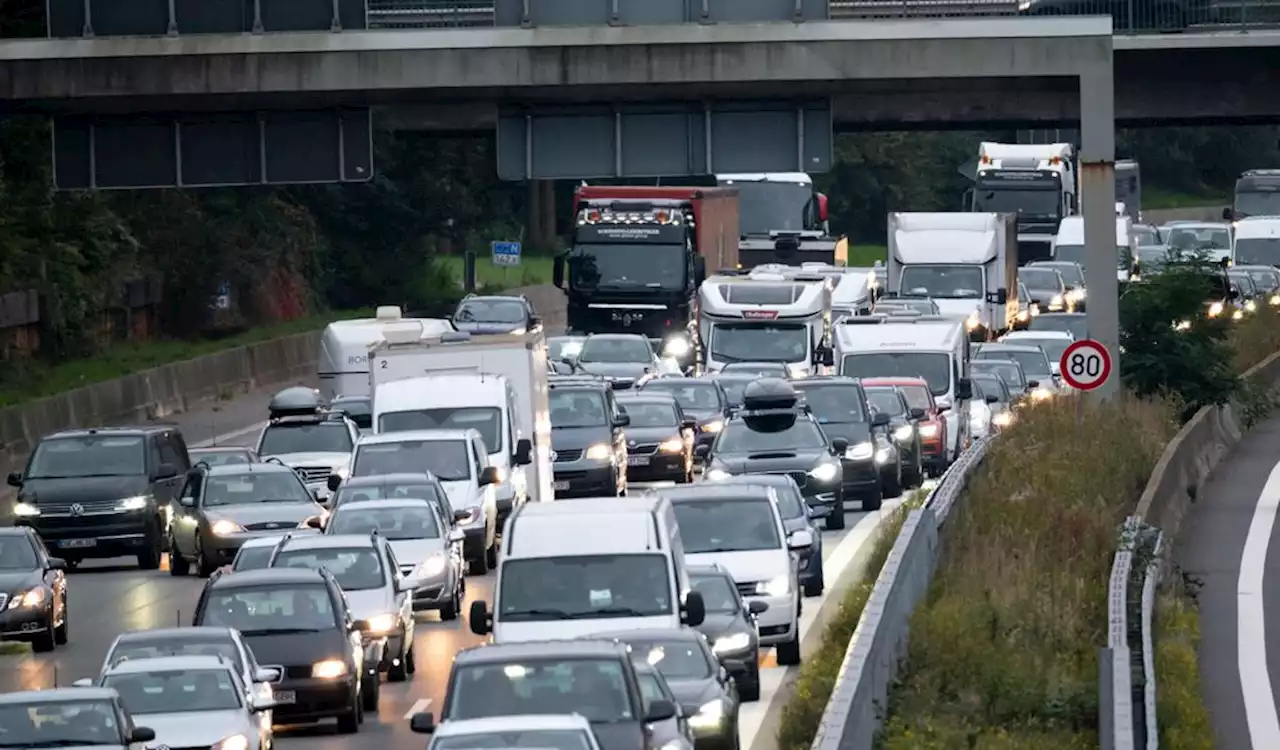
[816,193,829,223]
[962,188,974,210]
[820,348,834,367]
[1222,206,1234,221]
[694,256,707,285]
[552,255,566,289]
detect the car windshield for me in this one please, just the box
[432,730,595,750]
[258,422,353,456]
[27,435,144,479]
[710,323,808,363]
[201,585,337,633]
[796,385,867,424]
[972,360,1028,388]
[568,243,687,291]
[704,377,754,406]
[674,498,781,553]
[108,636,243,672]
[1165,226,1231,251]
[640,381,723,413]
[191,449,253,467]
[104,667,241,715]
[332,399,372,430]
[618,402,679,428]
[972,186,1060,217]
[203,471,311,507]
[689,574,739,613]
[455,299,526,324]
[232,545,275,571]
[328,505,440,540]
[579,337,652,363]
[898,265,985,299]
[842,352,951,397]
[1053,244,1132,271]
[499,554,673,620]
[716,419,826,453]
[1028,315,1088,340]
[1040,264,1085,286]
[637,672,672,705]
[549,338,585,362]
[722,180,814,235]
[1236,191,1280,216]
[1248,270,1280,292]
[0,699,124,747]
[893,384,932,412]
[628,639,714,680]
[770,485,806,519]
[973,376,1011,403]
[353,440,470,482]
[1007,337,1071,365]
[274,547,385,591]
[379,407,502,454]
[450,658,634,722]
[1019,269,1061,291]
[334,482,443,508]
[550,390,609,429]
[0,537,36,569]
[866,389,907,417]
[977,348,1051,377]
[1235,237,1280,266]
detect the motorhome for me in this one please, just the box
[696,268,832,376]
[1052,215,1137,283]
[969,142,1076,265]
[833,317,972,467]
[368,327,553,505]
[886,212,1019,340]
[317,307,454,401]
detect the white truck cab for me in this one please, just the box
[1052,215,1138,283]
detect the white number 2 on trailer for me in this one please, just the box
[1059,339,1112,392]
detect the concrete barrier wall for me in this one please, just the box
[1142,205,1225,224]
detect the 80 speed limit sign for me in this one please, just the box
[1059,339,1112,391]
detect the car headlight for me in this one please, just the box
[584,443,613,462]
[992,411,1013,427]
[892,425,914,443]
[918,424,939,438]
[965,312,980,331]
[210,519,245,536]
[365,613,397,635]
[1069,288,1086,301]
[116,495,150,511]
[808,462,839,483]
[755,575,791,597]
[311,659,348,679]
[712,632,752,655]
[689,699,726,730]
[1174,320,1192,331]
[12,502,39,517]
[1208,301,1224,317]
[658,437,684,454]
[1050,294,1064,308]
[212,735,249,750]
[705,467,732,481]
[663,336,691,357]
[1246,300,1257,312]
[457,507,481,526]
[422,553,448,577]
[785,363,809,379]
[7,588,46,609]
[700,419,724,434]
[1017,310,1030,322]
[845,441,874,461]
[1233,308,1245,320]
[1029,305,1040,317]
[874,448,893,465]
[1031,388,1053,402]
[1270,294,1280,306]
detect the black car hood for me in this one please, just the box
[1024,286,1059,300]
[237,629,350,668]
[577,362,652,379]
[625,426,683,445]
[19,475,149,505]
[813,421,871,445]
[552,425,612,451]
[684,409,722,423]
[696,612,749,640]
[0,569,41,592]
[666,677,723,714]
[714,450,827,474]
[590,720,649,750]
[452,321,524,335]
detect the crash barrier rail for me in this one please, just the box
[365,0,1280,32]
[1099,348,1280,749]
[809,435,994,750]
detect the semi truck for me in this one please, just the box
[968,142,1076,265]
[886,212,1019,340]
[553,185,739,362]
[1225,169,1280,221]
[715,172,840,268]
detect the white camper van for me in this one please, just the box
[317,307,454,401]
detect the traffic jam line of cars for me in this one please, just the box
[0,287,1078,750]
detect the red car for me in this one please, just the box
[859,377,948,478]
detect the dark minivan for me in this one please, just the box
[9,426,191,569]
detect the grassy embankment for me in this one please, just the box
[436,254,554,291]
[1143,188,1230,210]
[870,308,1280,749]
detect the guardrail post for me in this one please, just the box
[521,0,533,27]
[166,0,178,35]
[330,0,342,31]
[81,0,94,36]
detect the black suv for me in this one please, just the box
[192,567,375,733]
[9,426,191,569]
[548,377,630,497]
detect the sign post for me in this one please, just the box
[1059,339,1114,439]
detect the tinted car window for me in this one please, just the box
[550,390,609,428]
[674,499,781,552]
[640,381,724,411]
[354,440,471,482]
[203,472,310,507]
[201,585,338,632]
[449,659,634,722]
[273,547,386,591]
[105,668,242,714]
[108,637,243,672]
[0,536,37,569]
[618,402,679,428]
[28,435,145,479]
[328,505,441,540]
[689,574,739,613]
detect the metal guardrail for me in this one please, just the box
[364,0,1280,32]
[1101,517,1162,750]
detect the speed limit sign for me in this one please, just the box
[1059,339,1112,391]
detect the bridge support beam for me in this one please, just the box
[1079,63,1120,402]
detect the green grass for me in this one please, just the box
[0,309,374,410]
[846,244,886,267]
[437,255,554,291]
[0,642,30,655]
[1143,187,1229,210]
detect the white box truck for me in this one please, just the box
[368,324,554,506]
[887,212,1019,340]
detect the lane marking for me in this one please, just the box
[194,421,268,448]
[1240,460,1280,749]
[403,698,432,720]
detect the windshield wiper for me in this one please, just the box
[566,607,653,619]
[690,546,752,554]
[239,627,327,636]
[501,608,574,620]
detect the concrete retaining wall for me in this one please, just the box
[1142,205,1225,224]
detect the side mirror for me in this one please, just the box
[789,530,813,549]
[552,255,566,289]
[327,474,343,492]
[985,394,998,404]
[681,417,697,430]
[350,619,369,632]
[409,712,437,734]
[179,496,195,508]
[560,354,578,367]
[645,699,677,723]
[909,407,926,420]
[955,378,973,401]
[529,315,542,329]
[254,667,282,683]
[830,437,849,454]
[613,414,631,428]
[747,600,769,615]
[454,509,471,522]
[514,438,533,466]
[1027,380,1041,389]
[1223,206,1234,221]
[478,466,500,487]
[72,678,93,687]
[129,728,156,744]
[48,557,67,571]
[872,413,891,427]
[154,463,178,480]
[820,348,835,367]
[250,695,279,712]
[448,528,465,543]
[694,444,710,459]
[6,471,21,487]
[682,590,706,627]
[398,576,424,593]
[304,516,323,530]
[937,403,951,413]
[469,600,493,635]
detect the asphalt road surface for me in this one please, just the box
[0,384,906,750]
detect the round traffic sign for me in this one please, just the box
[1059,339,1112,391]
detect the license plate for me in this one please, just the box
[552,480,570,491]
[627,456,651,467]
[271,690,296,704]
[61,539,96,548]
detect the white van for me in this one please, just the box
[1051,215,1137,283]
[373,373,531,530]
[834,317,972,464]
[317,308,454,401]
[468,496,706,643]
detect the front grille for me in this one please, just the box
[554,449,583,463]
[767,471,808,489]
[735,581,758,597]
[628,444,659,456]
[244,521,295,532]
[295,466,332,483]
[37,498,120,515]
[760,624,790,637]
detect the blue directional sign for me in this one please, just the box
[492,241,522,267]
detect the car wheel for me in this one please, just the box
[336,697,360,734]
[862,485,883,512]
[137,533,162,571]
[440,584,460,622]
[882,469,903,500]
[485,539,499,570]
[387,649,409,683]
[739,663,761,702]
[361,672,380,711]
[406,644,416,675]
[467,550,488,576]
[194,537,216,578]
[31,616,56,653]
[775,633,801,666]
[54,597,68,645]
[168,534,190,576]
[803,564,824,598]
